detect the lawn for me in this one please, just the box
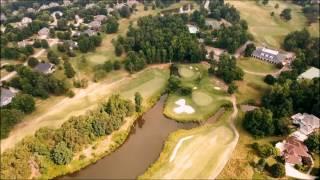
[163,64,230,122]
[236,72,270,105]
[226,0,319,48]
[140,111,238,179]
[237,57,278,74]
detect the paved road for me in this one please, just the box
[0,39,59,82]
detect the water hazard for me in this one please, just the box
[62,96,197,179]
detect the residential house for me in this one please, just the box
[27,8,36,13]
[291,113,320,135]
[21,17,32,25]
[34,62,56,74]
[0,13,7,22]
[63,0,72,6]
[83,29,97,36]
[38,27,50,39]
[187,24,199,34]
[0,88,15,107]
[297,67,320,80]
[85,3,96,9]
[94,15,107,22]
[39,4,49,11]
[276,136,313,166]
[65,40,78,50]
[17,39,34,47]
[49,2,60,8]
[88,20,101,31]
[252,47,287,64]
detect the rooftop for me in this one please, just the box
[298,67,320,80]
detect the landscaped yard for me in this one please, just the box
[226,0,319,48]
[237,57,278,74]
[163,64,230,122]
[140,110,238,179]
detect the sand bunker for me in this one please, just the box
[193,86,198,90]
[214,87,221,90]
[189,66,193,70]
[174,99,195,114]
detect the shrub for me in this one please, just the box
[269,163,285,178]
[51,142,73,165]
[27,57,39,67]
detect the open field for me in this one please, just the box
[140,110,239,179]
[237,57,278,74]
[1,67,169,153]
[164,64,230,122]
[236,72,270,105]
[226,0,319,48]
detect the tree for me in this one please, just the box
[47,50,60,65]
[40,39,49,48]
[51,141,73,165]
[64,60,76,78]
[304,132,320,153]
[275,3,279,9]
[33,39,41,48]
[119,6,131,18]
[270,11,275,16]
[11,94,35,114]
[280,8,292,21]
[124,51,146,73]
[269,163,285,178]
[103,61,113,72]
[244,43,256,57]
[27,57,39,67]
[103,17,119,34]
[115,43,124,56]
[243,108,274,137]
[134,92,142,112]
[228,82,238,94]
[0,109,23,139]
[264,74,276,85]
[262,0,269,5]
[113,60,121,70]
[252,143,277,158]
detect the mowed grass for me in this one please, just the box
[218,110,284,179]
[164,64,229,122]
[237,57,278,74]
[226,0,319,48]
[0,67,169,153]
[140,111,238,179]
[236,72,270,105]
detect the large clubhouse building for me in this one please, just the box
[252,47,294,65]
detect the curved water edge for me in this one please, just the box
[61,95,198,179]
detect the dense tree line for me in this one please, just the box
[114,14,206,71]
[207,0,240,24]
[212,21,251,53]
[209,54,244,84]
[10,66,69,98]
[78,34,102,53]
[0,94,134,179]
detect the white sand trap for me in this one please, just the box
[193,86,198,90]
[214,86,221,90]
[174,99,195,114]
[195,67,199,71]
[189,66,193,70]
[170,135,194,162]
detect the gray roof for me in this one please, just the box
[1,88,15,107]
[34,62,54,73]
[83,29,97,36]
[298,67,320,80]
[252,47,286,64]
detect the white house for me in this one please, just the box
[0,88,15,107]
[21,17,32,25]
[187,24,199,34]
[297,67,320,80]
[38,27,50,39]
[291,113,320,135]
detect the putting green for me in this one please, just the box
[178,66,195,78]
[192,91,213,106]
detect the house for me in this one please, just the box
[187,24,199,34]
[21,17,32,25]
[252,47,288,64]
[276,136,313,166]
[88,20,101,30]
[0,13,7,22]
[17,39,34,47]
[12,10,19,16]
[291,113,320,135]
[94,15,107,22]
[83,29,97,36]
[65,40,78,50]
[297,67,320,80]
[63,0,72,6]
[38,27,50,39]
[49,2,60,8]
[27,8,36,13]
[34,62,56,74]
[39,4,49,11]
[0,88,15,107]
[85,3,96,9]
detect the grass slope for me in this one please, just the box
[227,0,319,48]
[237,57,278,74]
[140,111,237,179]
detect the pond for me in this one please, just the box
[62,95,197,179]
